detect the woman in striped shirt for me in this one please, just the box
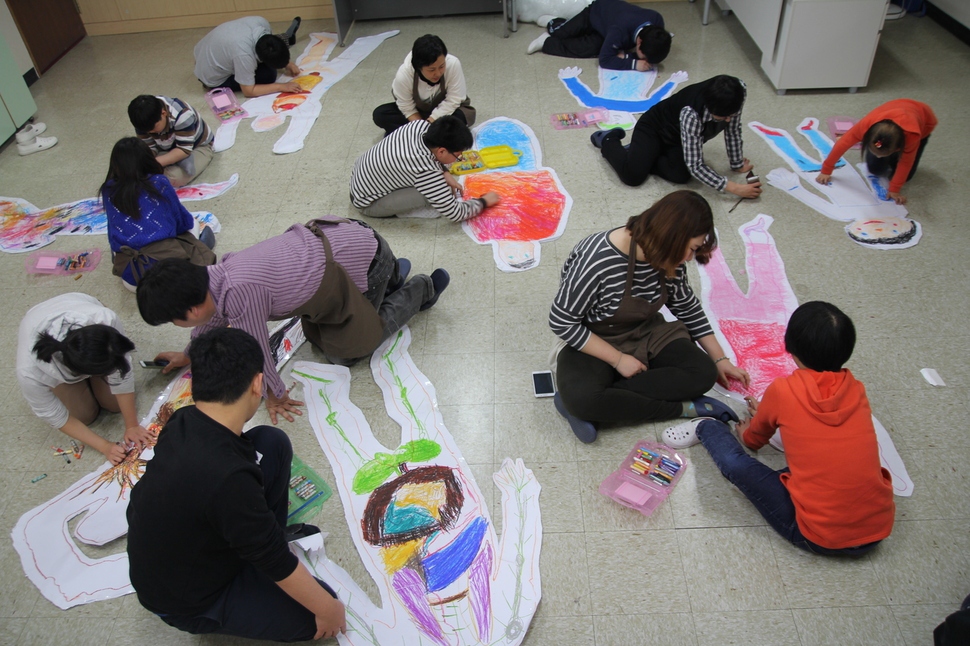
[549,190,749,442]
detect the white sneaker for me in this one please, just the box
[536,14,558,28]
[768,429,785,452]
[17,135,58,156]
[527,32,550,55]
[15,122,46,144]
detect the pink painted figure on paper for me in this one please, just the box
[0,175,236,254]
[698,215,914,496]
[461,117,572,272]
[698,215,799,400]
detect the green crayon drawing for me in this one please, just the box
[382,331,426,436]
[352,439,441,495]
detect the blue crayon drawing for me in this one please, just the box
[474,118,538,170]
[558,67,687,114]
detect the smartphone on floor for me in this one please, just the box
[532,370,556,398]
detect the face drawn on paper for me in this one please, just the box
[748,118,921,249]
[557,66,688,126]
[460,117,572,272]
[0,175,235,254]
[292,327,542,645]
[213,31,398,155]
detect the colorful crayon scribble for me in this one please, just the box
[464,171,565,242]
[0,175,236,254]
[291,327,542,645]
[461,118,572,272]
[558,67,688,125]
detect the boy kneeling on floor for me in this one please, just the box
[126,327,345,641]
[664,301,895,556]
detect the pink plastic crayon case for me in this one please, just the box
[550,108,610,130]
[599,441,686,516]
[825,116,861,150]
[205,88,248,122]
[26,249,102,275]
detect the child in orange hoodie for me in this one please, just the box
[668,301,895,555]
[815,99,936,205]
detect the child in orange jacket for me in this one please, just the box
[816,99,936,205]
[663,301,895,555]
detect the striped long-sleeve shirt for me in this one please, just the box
[350,120,483,222]
[679,84,746,191]
[138,96,213,156]
[549,230,713,350]
[190,220,378,398]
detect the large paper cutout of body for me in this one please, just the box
[0,175,235,253]
[749,118,921,250]
[213,31,398,155]
[557,66,688,127]
[292,328,542,645]
[10,319,307,609]
[461,117,572,272]
[698,214,913,496]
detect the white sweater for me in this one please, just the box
[391,53,467,122]
[17,293,135,428]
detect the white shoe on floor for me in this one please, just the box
[527,32,550,54]
[17,135,58,156]
[662,418,712,449]
[536,14,558,28]
[15,122,46,144]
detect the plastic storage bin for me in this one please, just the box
[599,441,686,516]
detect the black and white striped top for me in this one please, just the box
[350,120,483,222]
[549,230,713,350]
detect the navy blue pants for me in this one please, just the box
[158,426,338,642]
[217,62,278,92]
[696,419,881,557]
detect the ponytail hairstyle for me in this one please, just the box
[862,120,904,159]
[33,324,135,379]
[626,190,716,277]
[99,137,164,219]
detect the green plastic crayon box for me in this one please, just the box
[287,454,332,524]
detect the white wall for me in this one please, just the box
[0,4,33,75]
[930,0,970,29]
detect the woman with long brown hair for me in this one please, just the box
[549,190,749,442]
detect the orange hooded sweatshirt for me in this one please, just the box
[743,368,895,549]
[820,99,937,194]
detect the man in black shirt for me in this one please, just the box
[126,327,345,641]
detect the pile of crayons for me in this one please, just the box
[553,112,586,128]
[629,447,681,487]
[57,251,92,272]
[289,474,318,500]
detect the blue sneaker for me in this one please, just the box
[387,258,411,294]
[420,268,450,311]
[554,393,597,443]
[590,127,624,149]
[691,396,740,423]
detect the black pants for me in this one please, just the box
[557,338,718,423]
[158,426,338,642]
[372,102,467,136]
[865,135,930,182]
[217,62,279,92]
[541,6,604,58]
[601,119,691,187]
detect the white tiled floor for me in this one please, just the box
[1,3,968,645]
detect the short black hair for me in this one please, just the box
[422,116,473,154]
[784,301,856,372]
[703,75,745,118]
[128,95,164,133]
[136,259,210,326]
[255,34,290,69]
[637,25,672,65]
[33,324,135,379]
[188,328,264,404]
[411,34,447,71]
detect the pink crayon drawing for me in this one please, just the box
[462,118,572,272]
[0,174,236,254]
[699,215,913,496]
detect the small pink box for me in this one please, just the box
[599,441,686,516]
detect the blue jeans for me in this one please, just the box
[695,420,880,557]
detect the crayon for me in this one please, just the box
[31,474,47,483]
